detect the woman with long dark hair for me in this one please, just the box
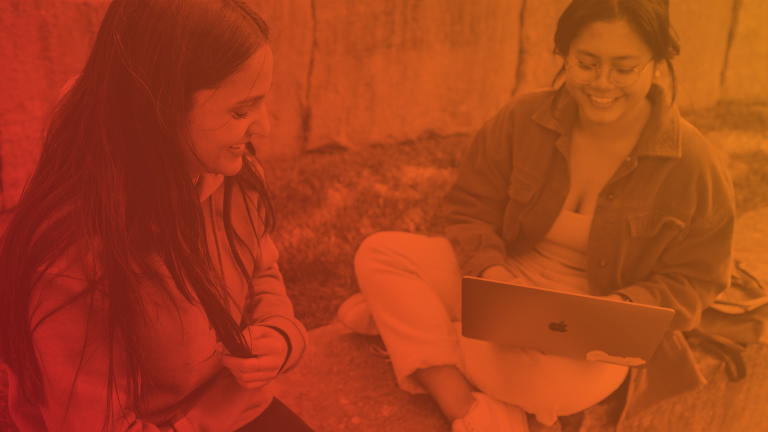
[0,0,312,430]
[345,0,734,431]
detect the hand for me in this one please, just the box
[216,326,288,390]
[603,293,630,302]
[481,265,527,285]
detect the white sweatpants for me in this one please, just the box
[354,232,628,426]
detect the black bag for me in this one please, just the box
[684,261,768,381]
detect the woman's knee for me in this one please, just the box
[354,231,425,276]
[355,231,394,268]
[354,232,405,294]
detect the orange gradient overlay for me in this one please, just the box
[1,0,767,431]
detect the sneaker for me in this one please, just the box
[337,293,379,336]
[451,392,528,432]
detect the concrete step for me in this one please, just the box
[274,323,451,432]
[620,344,768,432]
[274,323,768,432]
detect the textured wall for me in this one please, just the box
[669,0,735,112]
[0,0,108,210]
[514,0,571,95]
[246,0,314,159]
[721,0,768,102]
[1,0,767,210]
[305,0,522,150]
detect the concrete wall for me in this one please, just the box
[669,0,734,112]
[247,0,314,159]
[1,0,767,210]
[721,0,768,102]
[514,0,571,95]
[253,0,523,153]
[0,0,108,210]
[305,0,522,150]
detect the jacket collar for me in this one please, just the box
[532,83,682,159]
[195,173,225,202]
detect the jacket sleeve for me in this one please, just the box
[28,272,270,432]
[443,103,516,277]
[615,206,735,331]
[242,232,308,373]
[614,143,736,331]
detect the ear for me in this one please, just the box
[652,62,663,83]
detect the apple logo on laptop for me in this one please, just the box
[548,321,567,332]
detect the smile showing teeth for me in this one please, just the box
[589,95,618,104]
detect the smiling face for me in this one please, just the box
[565,19,656,127]
[186,45,273,177]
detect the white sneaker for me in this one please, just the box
[337,293,379,335]
[451,392,529,432]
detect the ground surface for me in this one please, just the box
[274,322,768,432]
[0,102,766,431]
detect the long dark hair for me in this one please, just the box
[0,0,274,426]
[552,0,681,102]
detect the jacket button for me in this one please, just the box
[607,193,615,201]
[600,258,607,267]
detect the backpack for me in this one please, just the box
[684,260,768,381]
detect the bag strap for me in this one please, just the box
[684,328,747,382]
[733,260,764,290]
[711,260,768,314]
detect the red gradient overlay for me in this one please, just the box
[1,0,767,431]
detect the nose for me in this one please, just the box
[592,64,614,89]
[247,104,271,138]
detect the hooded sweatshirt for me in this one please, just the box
[7,173,308,432]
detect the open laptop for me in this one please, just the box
[461,276,675,367]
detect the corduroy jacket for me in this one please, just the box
[443,84,735,424]
[8,173,308,432]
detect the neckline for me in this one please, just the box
[562,209,594,219]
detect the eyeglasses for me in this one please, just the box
[565,57,654,87]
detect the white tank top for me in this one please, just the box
[533,209,592,271]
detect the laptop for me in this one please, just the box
[461,276,675,367]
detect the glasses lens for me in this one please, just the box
[609,69,640,87]
[568,61,596,84]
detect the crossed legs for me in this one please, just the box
[354,231,628,427]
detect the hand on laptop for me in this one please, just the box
[604,293,631,302]
[481,265,527,285]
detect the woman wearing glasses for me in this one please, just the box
[347,0,735,431]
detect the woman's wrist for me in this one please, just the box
[481,265,514,281]
[262,325,292,370]
[606,292,633,302]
